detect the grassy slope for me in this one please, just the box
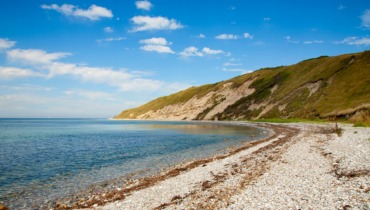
[115,51,370,121]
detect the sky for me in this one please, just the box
[0,0,370,118]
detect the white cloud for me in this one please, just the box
[223,62,241,67]
[7,49,71,64]
[135,1,152,11]
[6,48,188,92]
[285,36,300,44]
[243,33,253,39]
[140,37,169,45]
[44,62,169,92]
[202,47,224,55]
[96,37,126,43]
[65,89,117,101]
[0,93,134,118]
[361,9,370,29]
[338,5,345,10]
[222,67,251,74]
[41,4,113,21]
[0,38,16,50]
[0,84,53,92]
[140,45,175,54]
[197,34,206,38]
[139,37,174,54]
[179,46,203,57]
[179,46,227,57]
[0,67,44,79]
[339,37,370,46]
[303,40,324,44]
[104,27,114,33]
[215,34,239,40]
[130,16,183,32]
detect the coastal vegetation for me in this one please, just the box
[115,51,370,124]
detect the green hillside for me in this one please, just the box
[115,51,370,123]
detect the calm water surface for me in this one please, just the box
[0,118,269,209]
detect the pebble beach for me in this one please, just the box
[61,122,370,210]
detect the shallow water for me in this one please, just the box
[0,118,269,209]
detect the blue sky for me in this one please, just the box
[0,0,369,118]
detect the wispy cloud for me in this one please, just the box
[337,4,345,10]
[215,34,239,40]
[45,62,165,91]
[179,47,226,57]
[139,37,174,54]
[0,38,16,50]
[197,34,206,38]
[65,89,117,101]
[223,62,241,67]
[104,27,114,33]
[140,45,175,54]
[338,36,370,46]
[135,1,153,11]
[243,33,253,39]
[361,9,370,29]
[179,46,203,57]
[303,40,324,44]
[264,17,271,21]
[41,4,113,21]
[0,93,135,118]
[285,36,300,44]
[0,84,53,92]
[96,37,126,43]
[0,67,44,79]
[202,47,224,55]
[5,47,187,92]
[7,49,71,64]
[215,33,253,40]
[222,67,251,74]
[139,37,169,45]
[130,16,183,32]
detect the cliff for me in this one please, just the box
[115,51,370,123]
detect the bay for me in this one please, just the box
[0,118,269,209]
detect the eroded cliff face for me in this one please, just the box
[115,51,370,123]
[119,78,328,121]
[135,79,256,120]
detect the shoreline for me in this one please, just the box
[52,123,295,209]
[7,122,368,209]
[1,120,271,210]
[64,122,370,209]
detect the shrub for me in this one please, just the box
[317,123,343,137]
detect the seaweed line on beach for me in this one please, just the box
[152,124,299,209]
[54,123,287,209]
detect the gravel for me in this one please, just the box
[225,124,370,210]
[79,123,370,210]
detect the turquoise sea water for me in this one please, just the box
[0,118,269,209]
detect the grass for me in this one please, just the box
[115,50,370,122]
[353,122,370,127]
[252,118,324,123]
[115,83,223,118]
[317,123,343,137]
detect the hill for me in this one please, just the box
[114,51,370,123]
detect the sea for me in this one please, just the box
[0,118,269,209]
